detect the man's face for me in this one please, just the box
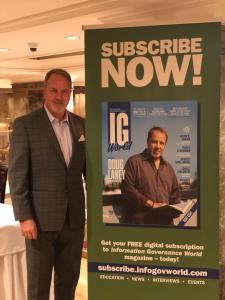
[43,73,71,119]
[147,130,167,160]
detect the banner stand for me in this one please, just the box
[219,25,225,299]
[85,22,222,300]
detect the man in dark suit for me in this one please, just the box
[8,69,86,300]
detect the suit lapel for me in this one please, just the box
[68,112,81,139]
[68,112,85,168]
[68,113,78,167]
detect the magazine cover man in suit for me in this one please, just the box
[121,126,180,225]
[8,68,86,300]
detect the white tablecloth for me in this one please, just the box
[0,203,87,300]
[0,203,26,300]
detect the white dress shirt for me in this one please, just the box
[44,105,72,166]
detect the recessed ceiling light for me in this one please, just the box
[64,35,80,40]
[0,48,10,52]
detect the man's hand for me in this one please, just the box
[146,200,167,208]
[145,199,154,208]
[152,202,167,208]
[20,219,37,240]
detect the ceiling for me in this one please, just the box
[0,0,224,85]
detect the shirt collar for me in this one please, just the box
[141,148,167,165]
[44,105,69,124]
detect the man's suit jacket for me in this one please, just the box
[8,107,86,231]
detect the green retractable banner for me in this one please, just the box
[85,22,221,300]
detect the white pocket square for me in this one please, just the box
[78,134,85,142]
